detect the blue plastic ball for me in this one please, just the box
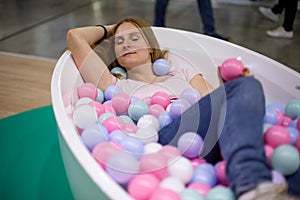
[191,163,217,187]
[111,67,127,79]
[81,124,109,151]
[180,188,205,200]
[286,127,300,145]
[128,100,149,121]
[158,111,173,129]
[109,130,128,144]
[271,144,300,176]
[285,99,300,120]
[104,85,122,100]
[120,136,145,160]
[206,186,235,200]
[152,59,170,76]
[96,88,104,103]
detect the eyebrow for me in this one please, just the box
[115,31,141,40]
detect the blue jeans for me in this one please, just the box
[158,77,271,196]
[154,0,215,34]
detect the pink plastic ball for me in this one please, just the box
[128,174,160,200]
[159,145,181,161]
[187,182,211,196]
[139,153,168,180]
[295,137,300,152]
[149,104,165,118]
[220,58,245,81]
[121,122,138,134]
[103,104,116,115]
[111,92,131,114]
[150,188,181,200]
[77,82,98,100]
[264,125,291,148]
[102,116,125,133]
[91,142,123,168]
[215,160,228,186]
[190,158,207,169]
[151,91,171,109]
[264,144,275,165]
[89,101,104,116]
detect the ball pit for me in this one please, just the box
[51,27,300,199]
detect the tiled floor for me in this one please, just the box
[0,0,299,72]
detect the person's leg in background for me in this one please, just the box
[197,0,230,41]
[154,0,169,27]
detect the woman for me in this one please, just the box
[67,17,299,199]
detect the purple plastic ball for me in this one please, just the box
[177,132,204,158]
[180,87,201,105]
[169,99,191,119]
[104,85,122,100]
[152,59,170,76]
[191,163,217,187]
[158,111,173,129]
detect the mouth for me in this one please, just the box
[122,51,137,57]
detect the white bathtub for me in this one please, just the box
[51,27,300,199]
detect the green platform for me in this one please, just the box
[0,106,73,200]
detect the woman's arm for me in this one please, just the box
[189,74,214,97]
[66,25,115,90]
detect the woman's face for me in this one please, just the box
[114,22,152,70]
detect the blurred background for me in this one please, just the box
[0,0,299,72]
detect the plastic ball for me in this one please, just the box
[89,101,104,116]
[98,112,114,124]
[81,124,109,151]
[109,130,128,144]
[96,88,104,103]
[128,174,159,200]
[297,117,300,131]
[137,114,160,131]
[151,91,171,109]
[177,132,204,158]
[271,144,300,176]
[77,82,98,100]
[120,136,144,160]
[187,182,211,196]
[191,163,217,187]
[73,104,98,129]
[111,92,131,114]
[190,158,207,169]
[168,156,193,184]
[139,152,168,180]
[159,145,181,161]
[215,160,228,186]
[158,111,173,129]
[160,177,185,193]
[119,115,134,124]
[180,87,201,105]
[264,125,291,148]
[102,104,116,115]
[286,127,300,145]
[264,144,275,165]
[111,66,127,79]
[128,100,149,121]
[121,122,138,134]
[169,99,191,118]
[102,116,125,133]
[295,137,300,152]
[75,97,94,107]
[106,151,139,184]
[152,59,170,76]
[149,104,165,118]
[180,189,205,200]
[285,99,300,120]
[150,188,181,200]
[104,85,122,100]
[144,142,163,154]
[264,104,284,125]
[134,126,159,145]
[206,186,235,200]
[91,142,123,168]
[272,170,286,184]
[219,57,245,81]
